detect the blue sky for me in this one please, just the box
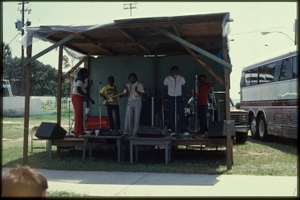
[2,1,297,100]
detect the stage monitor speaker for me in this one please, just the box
[35,122,67,139]
[140,96,153,126]
[208,121,235,138]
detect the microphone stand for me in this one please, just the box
[127,84,132,135]
[68,100,71,136]
[99,81,102,131]
[174,77,177,135]
[195,75,198,132]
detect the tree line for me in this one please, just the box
[2,42,79,97]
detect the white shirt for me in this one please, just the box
[72,80,86,96]
[123,81,144,101]
[163,75,185,96]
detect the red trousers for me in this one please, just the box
[72,94,85,137]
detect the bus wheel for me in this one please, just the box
[250,116,258,139]
[257,115,267,141]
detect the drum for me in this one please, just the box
[187,114,200,133]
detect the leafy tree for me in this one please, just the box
[2,42,22,95]
[3,42,77,97]
[2,42,11,58]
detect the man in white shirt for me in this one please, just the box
[162,66,189,136]
[123,73,145,135]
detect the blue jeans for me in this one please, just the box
[167,96,187,133]
[107,105,120,130]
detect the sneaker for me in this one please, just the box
[183,132,190,136]
[170,132,177,136]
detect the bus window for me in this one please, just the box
[280,57,293,81]
[273,60,282,82]
[240,72,246,87]
[250,68,258,86]
[259,65,274,84]
[292,56,298,78]
[244,70,251,87]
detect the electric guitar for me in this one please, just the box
[101,93,124,105]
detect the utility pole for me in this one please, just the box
[123,3,137,17]
[16,1,31,96]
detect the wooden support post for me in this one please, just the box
[23,39,32,166]
[222,36,232,170]
[57,45,63,125]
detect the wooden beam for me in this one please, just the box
[172,26,224,85]
[222,36,232,170]
[151,26,232,69]
[57,45,63,125]
[23,38,32,166]
[112,17,224,29]
[62,43,102,81]
[76,34,117,55]
[25,34,76,65]
[119,28,152,54]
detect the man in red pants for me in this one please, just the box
[72,68,95,137]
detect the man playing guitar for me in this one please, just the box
[100,75,123,132]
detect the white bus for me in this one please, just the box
[239,47,297,141]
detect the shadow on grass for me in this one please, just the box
[3,146,229,175]
[245,135,297,155]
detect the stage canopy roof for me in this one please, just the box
[21,12,232,58]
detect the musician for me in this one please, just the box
[100,75,122,132]
[123,73,144,136]
[72,68,95,137]
[197,74,216,134]
[162,66,189,137]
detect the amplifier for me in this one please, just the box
[137,126,167,137]
[208,120,236,138]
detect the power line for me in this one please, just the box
[7,33,21,46]
[231,26,293,36]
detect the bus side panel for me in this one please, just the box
[268,125,283,137]
[282,107,298,139]
[266,107,282,137]
[282,127,297,139]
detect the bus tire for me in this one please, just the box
[236,132,248,144]
[257,114,267,141]
[250,115,258,139]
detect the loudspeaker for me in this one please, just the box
[35,122,67,139]
[140,96,153,126]
[208,121,235,138]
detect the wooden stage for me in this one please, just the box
[45,133,232,164]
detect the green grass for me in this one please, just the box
[2,111,297,177]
